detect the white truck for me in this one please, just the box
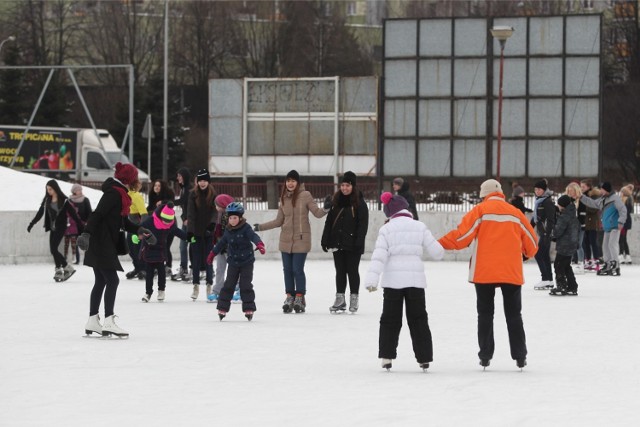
[0,125,149,184]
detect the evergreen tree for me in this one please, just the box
[0,45,28,124]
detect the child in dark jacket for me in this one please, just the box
[137,203,189,302]
[550,195,580,296]
[206,202,265,321]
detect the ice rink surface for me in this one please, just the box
[1,259,639,426]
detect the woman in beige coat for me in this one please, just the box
[254,170,330,313]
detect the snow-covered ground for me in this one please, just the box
[1,259,638,426]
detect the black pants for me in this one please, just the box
[475,284,527,361]
[89,268,120,318]
[166,234,174,269]
[50,228,67,268]
[554,254,578,291]
[619,229,630,256]
[378,287,433,364]
[583,229,602,259]
[332,250,362,294]
[534,236,553,281]
[217,263,256,312]
[145,261,167,295]
[192,235,213,284]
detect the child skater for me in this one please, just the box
[207,194,239,303]
[206,202,265,321]
[136,202,188,302]
[549,195,580,296]
[364,192,444,371]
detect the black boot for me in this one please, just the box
[610,260,620,276]
[549,276,567,296]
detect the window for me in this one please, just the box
[86,151,109,169]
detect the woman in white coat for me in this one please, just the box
[364,192,444,371]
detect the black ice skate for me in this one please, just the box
[516,358,527,371]
[549,276,567,296]
[244,310,254,321]
[419,362,430,372]
[479,359,491,370]
[609,261,621,276]
[218,310,227,321]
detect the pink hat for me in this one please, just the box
[114,162,138,186]
[215,194,234,209]
[153,203,175,230]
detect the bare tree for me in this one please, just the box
[78,1,164,86]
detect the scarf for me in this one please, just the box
[113,185,132,216]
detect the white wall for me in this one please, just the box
[4,210,639,265]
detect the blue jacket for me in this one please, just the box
[581,192,627,232]
[212,219,263,267]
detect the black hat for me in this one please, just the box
[196,168,210,182]
[341,171,357,186]
[600,182,612,193]
[534,179,547,191]
[286,170,300,182]
[557,195,572,208]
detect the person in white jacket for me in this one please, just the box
[364,192,444,371]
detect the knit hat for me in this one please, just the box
[286,169,300,182]
[215,194,234,209]
[341,171,357,186]
[534,179,548,191]
[71,183,83,195]
[159,203,176,224]
[557,195,572,208]
[393,177,404,187]
[479,179,503,198]
[512,185,525,197]
[196,168,210,182]
[114,162,138,186]
[381,192,409,218]
[600,182,612,193]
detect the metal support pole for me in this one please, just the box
[162,0,169,181]
[129,65,134,163]
[9,69,55,167]
[496,42,505,182]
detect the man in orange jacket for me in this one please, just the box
[439,179,538,370]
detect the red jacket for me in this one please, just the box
[439,192,538,285]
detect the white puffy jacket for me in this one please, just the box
[364,211,444,290]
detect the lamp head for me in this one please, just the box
[490,26,514,42]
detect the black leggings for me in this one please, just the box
[332,250,362,294]
[49,228,67,268]
[89,268,120,318]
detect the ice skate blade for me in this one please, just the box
[330,308,346,314]
[102,331,129,339]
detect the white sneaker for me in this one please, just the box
[191,285,199,301]
[141,294,150,303]
[102,315,128,337]
[85,314,102,335]
[157,290,165,301]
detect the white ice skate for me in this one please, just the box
[191,284,199,301]
[534,280,554,290]
[381,358,393,371]
[102,315,129,338]
[141,294,150,303]
[84,314,102,336]
[330,293,346,314]
[157,290,165,301]
[349,294,359,313]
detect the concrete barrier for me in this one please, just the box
[3,210,638,265]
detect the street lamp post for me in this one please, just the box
[0,35,16,58]
[490,26,514,182]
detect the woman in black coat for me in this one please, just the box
[28,179,84,282]
[321,171,369,314]
[78,163,153,338]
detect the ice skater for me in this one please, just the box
[364,192,443,371]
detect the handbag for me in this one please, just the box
[116,229,129,256]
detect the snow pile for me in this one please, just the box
[1,166,105,211]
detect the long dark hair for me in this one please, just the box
[43,179,67,205]
[331,186,360,210]
[194,182,216,208]
[280,180,301,207]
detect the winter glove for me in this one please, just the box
[253,224,260,232]
[131,234,141,244]
[190,236,196,243]
[27,223,34,233]
[366,285,378,293]
[77,233,91,251]
[256,242,266,255]
[206,251,216,265]
[321,245,328,253]
[323,195,332,211]
[138,227,157,245]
